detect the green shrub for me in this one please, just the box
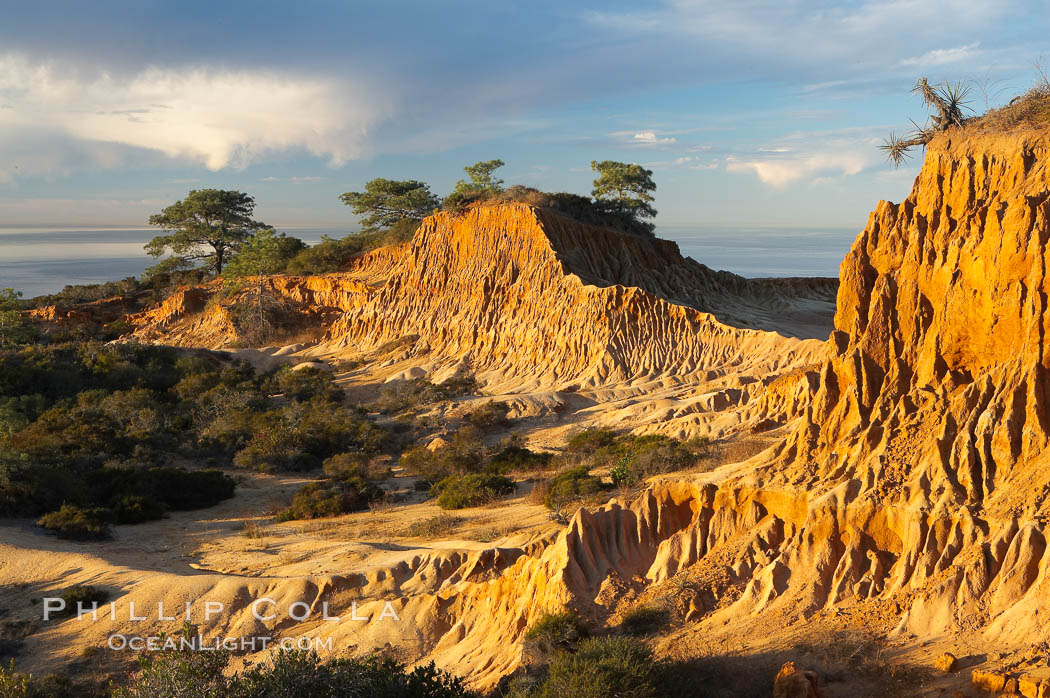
[566,429,617,454]
[265,365,343,403]
[322,452,370,480]
[284,222,418,275]
[626,435,709,478]
[0,461,83,518]
[545,467,604,510]
[232,399,390,472]
[0,337,395,531]
[400,427,487,483]
[112,642,474,698]
[278,479,383,521]
[37,505,112,540]
[619,606,669,636]
[609,455,634,486]
[375,374,478,413]
[466,402,509,428]
[398,445,450,483]
[0,663,86,698]
[110,635,231,698]
[322,452,392,482]
[107,468,236,511]
[489,446,553,474]
[432,473,515,509]
[514,636,658,698]
[523,611,589,661]
[57,585,110,618]
[555,431,709,482]
[110,494,165,524]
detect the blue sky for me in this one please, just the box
[0,1,1047,229]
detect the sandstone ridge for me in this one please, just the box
[126,203,836,437]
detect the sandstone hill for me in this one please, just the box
[123,204,837,439]
[380,127,1050,691]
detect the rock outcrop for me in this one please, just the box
[103,129,1050,689]
[548,129,1050,658]
[126,203,836,437]
[721,131,1050,639]
[329,128,1050,687]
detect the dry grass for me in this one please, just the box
[970,83,1050,134]
[405,514,466,538]
[469,524,517,543]
[790,626,933,691]
[240,520,265,539]
[527,479,551,505]
[711,436,771,466]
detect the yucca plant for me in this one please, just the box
[878,132,915,167]
[883,77,975,166]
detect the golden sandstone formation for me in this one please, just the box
[126,203,835,439]
[61,128,1050,691]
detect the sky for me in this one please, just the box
[0,1,1047,230]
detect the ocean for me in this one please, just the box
[0,227,328,299]
[0,225,858,299]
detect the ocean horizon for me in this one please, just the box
[0,225,856,298]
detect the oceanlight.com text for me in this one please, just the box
[107,634,334,652]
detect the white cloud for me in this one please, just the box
[0,53,391,179]
[727,152,867,187]
[897,42,981,68]
[726,129,884,187]
[633,131,676,145]
[606,129,679,149]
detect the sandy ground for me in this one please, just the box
[0,468,557,677]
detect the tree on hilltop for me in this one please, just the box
[339,179,439,233]
[590,160,657,235]
[442,159,507,210]
[146,189,266,275]
[455,159,505,195]
[881,77,974,166]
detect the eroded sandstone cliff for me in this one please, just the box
[539,129,1050,661]
[126,204,836,437]
[407,128,1050,688]
[87,130,1050,690]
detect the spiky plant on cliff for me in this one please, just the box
[880,77,974,166]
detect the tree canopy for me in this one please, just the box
[339,178,439,233]
[0,288,35,347]
[146,190,266,275]
[590,161,657,235]
[442,159,507,210]
[224,229,306,278]
[453,159,505,195]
